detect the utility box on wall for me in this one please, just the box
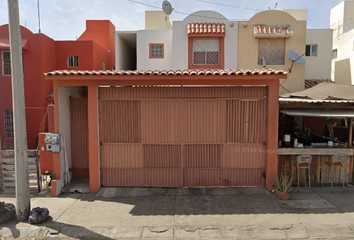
[44,133,60,152]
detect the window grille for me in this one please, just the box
[2,51,11,76]
[192,38,219,65]
[4,110,14,139]
[68,56,79,67]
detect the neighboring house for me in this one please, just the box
[331,1,354,85]
[238,9,306,94]
[116,9,332,94]
[0,20,115,149]
[305,29,333,88]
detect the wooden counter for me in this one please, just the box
[278,148,354,185]
[278,148,354,156]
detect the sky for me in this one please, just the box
[0,0,346,40]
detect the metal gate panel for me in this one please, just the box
[99,86,268,187]
[100,143,143,169]
[99,100,141,143]
[184,100,226,143]
[140,169,183,187]
[143,144,181,168]
[223,144,266,168]
[184,169,221,187]
[70,98,89,179]
[184,144,222,168]
[226,100,267,143]
[101,169,142,186]
[98,86,267,99]
[221,169,266,186]
[141,100,182,143]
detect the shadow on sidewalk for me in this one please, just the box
[54,187,354,216]
[0,217,115,240]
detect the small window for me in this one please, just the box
[258,38,285,65]
[193,38,219,65]
[101,60,105,70]
[4,110,14,139]
[2,51,11,76]
[149,44,164,59]
[305,44,318,57]
[68,56,79,67]
[332,49,338,59]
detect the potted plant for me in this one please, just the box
[274,174,293,200]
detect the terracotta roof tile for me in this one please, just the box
[187,23,225,34]
[45,69,288,77]
[254,25,293,37]
[305,79,332,89]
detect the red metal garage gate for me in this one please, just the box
[99,86,267,187]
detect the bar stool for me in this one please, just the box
[330,154,347,191]
[296,155,313,193]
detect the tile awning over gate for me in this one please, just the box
[45,69,287,77]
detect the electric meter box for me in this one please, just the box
[44,133,60,152]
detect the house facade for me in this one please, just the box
[0,20,115,149]
[331,1,354,85]
[116,9,333,94]
[45,69,284,196]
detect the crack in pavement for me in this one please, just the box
[147,226,170,233]
[184,227,219,233]
[269,224,293,230]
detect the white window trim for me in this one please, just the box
[306,44,318,57]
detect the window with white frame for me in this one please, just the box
[332,49,338,59]
[193,38,219,65]
[67,56,79,67]
[4,110,14,139]
[305,44,318,57]
[2,51,11,76]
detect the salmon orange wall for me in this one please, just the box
[0,25,56,148]
[78,20,116,68]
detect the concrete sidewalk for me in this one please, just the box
[1,187,354,239]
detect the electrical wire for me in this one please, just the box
[121,0,246,21]
[193,0,262,11]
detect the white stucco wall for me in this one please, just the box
[305,29,333,80]
[58,87,87,184]
[331,28,354,84]
[137,29,172,70]
[331,1,354,37]
[172,11,238,70]
[331,1,354,85]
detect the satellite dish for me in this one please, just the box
[288,49,306,73]
[162,0,174,15]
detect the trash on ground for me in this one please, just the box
[28,207,50,224]
[0,201,16,224]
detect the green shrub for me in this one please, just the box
[275,174,293,194]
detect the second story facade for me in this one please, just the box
[115,9,333,94]
[0,20,115,149]
[331,1,354,85]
